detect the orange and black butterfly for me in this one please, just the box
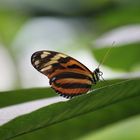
[31,50,103,98]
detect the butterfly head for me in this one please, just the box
[93,68,103,82]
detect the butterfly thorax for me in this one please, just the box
[93,68,103,83]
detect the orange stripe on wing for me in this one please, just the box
[56,78,92,85]
[51,83,90,95]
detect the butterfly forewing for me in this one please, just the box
[31,50,94,98]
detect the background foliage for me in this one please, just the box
[0,0,140,140]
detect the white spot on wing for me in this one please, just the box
[51,54,67,61]
[44,61,58,66]
[41,53,48,58]
[41,65,52,72]
[43,52,50,55]
[34,60,40,65]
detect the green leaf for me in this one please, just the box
[0,0,114,16]
[92,43,140,71]
[94,6,140,35]
[0,78,140,140]
[0,10,28,46]
[80,115,140,140]
[0,88,56,108]
[12,94,140,140]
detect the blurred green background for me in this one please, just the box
[0,0,140,140]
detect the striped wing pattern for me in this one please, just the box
[31,50,94,98]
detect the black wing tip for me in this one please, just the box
[31,52,39,65]
[31,51,44,67]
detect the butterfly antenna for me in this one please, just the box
[100,75,110,85]
[98,41,115,68]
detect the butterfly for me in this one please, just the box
[31,50,103,98]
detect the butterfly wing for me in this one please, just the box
[31,50,94,98]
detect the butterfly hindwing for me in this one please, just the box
[31,50,94,98]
